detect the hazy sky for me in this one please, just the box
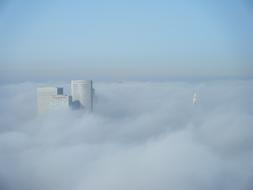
[1,0,253,81]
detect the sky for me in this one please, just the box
[0,0,253,81]
[0,80,253,190]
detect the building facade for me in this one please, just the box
[37,87,71,114]
[71,80,93,112]
[48,95,71,111]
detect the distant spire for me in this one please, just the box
[193,92,197,105]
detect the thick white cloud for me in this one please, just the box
[0,80,252,190]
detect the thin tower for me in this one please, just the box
[192,92,197,105]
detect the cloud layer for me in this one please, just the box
[0,80,253,190]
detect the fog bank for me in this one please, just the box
[0,80,252,190]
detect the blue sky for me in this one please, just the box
[0,0,253,81]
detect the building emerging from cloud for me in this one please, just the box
[71,80,93,112]
[37,87,71,114]
[37,80,94,114]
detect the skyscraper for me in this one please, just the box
[71,80,93,112]
[37,87,71,114]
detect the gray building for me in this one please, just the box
[71,80,93,112]
[37,87,71,114]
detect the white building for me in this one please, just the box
[48,95,71,111]
[37,87,71,114]
[71,80,93,112]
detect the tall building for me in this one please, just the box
[192,92,198,105]
[37,87,71,114]
[71,80,93,112]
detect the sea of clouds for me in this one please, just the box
[0,80,253,190]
